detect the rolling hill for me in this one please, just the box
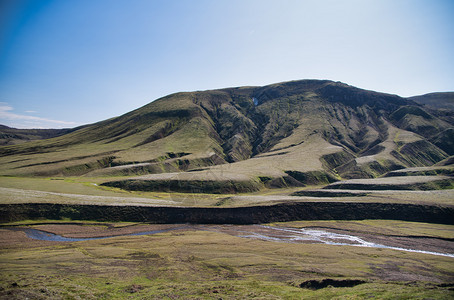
[0,125,75,146]
[409,92,454,110]
[1,79,453,193]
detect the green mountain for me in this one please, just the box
[1,80,452,193]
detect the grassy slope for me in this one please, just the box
[1,175,454,207]
[0,92,225,177]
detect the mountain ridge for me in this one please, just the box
[0,125,76,146]
[1,79,453,192]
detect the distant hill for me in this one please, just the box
[408,92,454,110]
[0,125,74,146]
[1,80,453,192]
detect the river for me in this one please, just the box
[10,224,454,258]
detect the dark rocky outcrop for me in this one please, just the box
[1,202,453,225]
[300,279,367,290]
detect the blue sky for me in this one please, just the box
[0,0,453,128]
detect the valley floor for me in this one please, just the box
[0,220,453,299]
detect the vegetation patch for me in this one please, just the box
[285,170,338,186]
[101,178,261,194]
[292,190,368,197]
[320,151,355,170]
[391,140,448,167]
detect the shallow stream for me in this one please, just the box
[12,224,454,258]
[240,225,454,258]
[21,227,182,242]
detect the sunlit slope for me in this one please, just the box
[0,80,452,190]
[0,92,228,176]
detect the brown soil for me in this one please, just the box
[0,228,54,249]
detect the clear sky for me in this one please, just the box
[0,0,453,128]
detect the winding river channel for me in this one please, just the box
[11,224,454,258]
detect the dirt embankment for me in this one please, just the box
[0,202,453,225]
